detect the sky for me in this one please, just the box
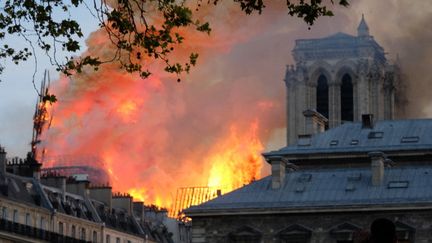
[1,0,432,158]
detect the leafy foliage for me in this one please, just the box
[0,0,350,83]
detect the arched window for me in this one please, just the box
[316,75,329,118]
[341,74,354,122]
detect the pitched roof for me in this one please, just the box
[264,119,432,158]
[185,166,432,216]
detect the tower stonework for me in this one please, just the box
[285,16,405,144]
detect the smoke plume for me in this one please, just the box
[39,1,431,208]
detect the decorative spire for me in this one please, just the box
[357,14,370,37]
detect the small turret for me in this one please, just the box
[357,14,370,37]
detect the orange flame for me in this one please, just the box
[207,120,263,190]
[38,1,286,213]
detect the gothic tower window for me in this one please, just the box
[340,74,354,122]
[316,75,329,118]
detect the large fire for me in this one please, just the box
[38,1,286,212]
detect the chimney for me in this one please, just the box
[267,156,297,190]
[0,147,7,186]
[41,175,67,200]
[369,152,385,186]
[362,114,374,129]
[133,201,144,221]
[0,146,6,176]
[66,175,90,197]
[89,186,113,211]
[112,193,133,216]
[303,109,328,135]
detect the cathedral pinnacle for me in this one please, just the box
[357,14,370,37]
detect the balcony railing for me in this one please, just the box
[0,218,91,243]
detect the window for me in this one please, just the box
[340,74,354,122]
[25,213,31,226]
[93,230,98,243]
[388,181,409,189]
[1,207,8,220]
[40,217,46,230]
[368,131,384,139]
[395,221,415,243]
[316,75,329,118]
[116,237,121,243]
[71,225,76,238]
[401,136,419,143]
[278,224,312,243]
[106,235,111,243]
[12,209,18,223]
[81,228,86,240]
[228,226,262,243]
[298,174,312,182]
[330,222,360,243]
[58,222,64,235]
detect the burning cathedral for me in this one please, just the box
[185,16,432,242]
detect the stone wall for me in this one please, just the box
[191,210,432,243]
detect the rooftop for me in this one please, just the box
[186,166,432,216]
[264,119,432,159]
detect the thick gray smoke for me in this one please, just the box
[347,0,432,117]
[11,1,429,207]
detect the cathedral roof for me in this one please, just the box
[185,165,432,215]
[292,17,384,62]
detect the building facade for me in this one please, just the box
[185,17,430,243]
[285,15,405,144]
[0,147,174,243]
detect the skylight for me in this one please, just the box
[388,181,409,189]
[400,136,419,143]
[368,131,384,139]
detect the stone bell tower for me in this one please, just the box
[285,15,405,144]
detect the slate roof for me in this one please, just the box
[0,174,43,207]
[185,166,432,215]
[294,30,382,49]
[264,119,432,158]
